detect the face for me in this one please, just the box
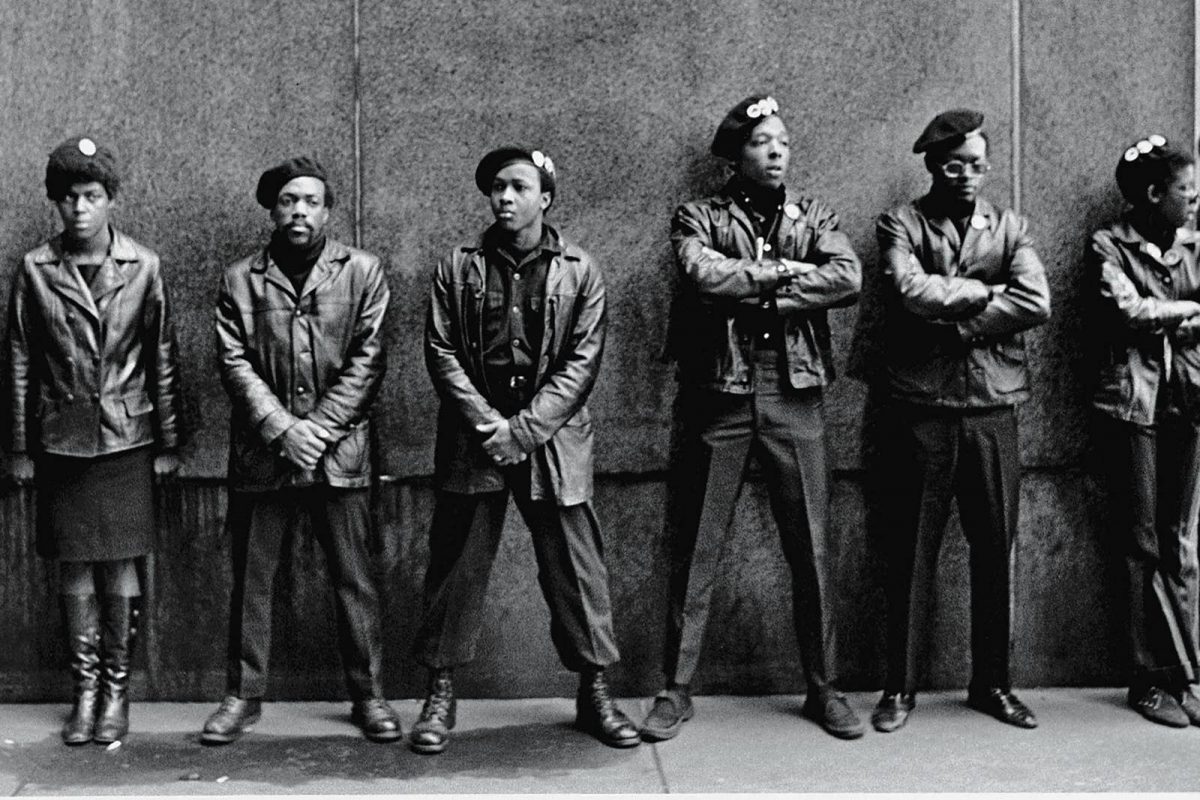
[736,115,789,189]
[270,176,330,246]
[55,181,112,243]
[929,134,990,204]
[490,162,550,235]
[1149,164,1199,229]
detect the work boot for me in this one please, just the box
[93,596,139,744]
[60,595,102,745]
[410,668,456,755]
[575,668,640,748]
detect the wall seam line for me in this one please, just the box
[1011,0,1022,216]
[353,0,363,248]
[1194,0,1199,160]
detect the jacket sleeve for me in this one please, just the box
[671,202,789,298]
[7,264,33,454]
[424,253,504,429]
[307,257,390,436]
[508,256,605,452]
[143,258,181,452]
[1090,229,1198,330]
[775,205,861,311]
[956,214,1052,340]
[878,211,992,319]
[214,269,299,445]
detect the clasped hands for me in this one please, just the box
[476,419,527,467]
[279,419,338,470]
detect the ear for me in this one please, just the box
[1146,182,1165,206]
[539,192,552,212]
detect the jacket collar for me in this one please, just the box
[916,195,999,254]
[32,227,138,320]
[256,236,352,299]
[1108,212,1200,267]
[714,181,808,241]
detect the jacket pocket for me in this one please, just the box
[123,392,154,416]
[323,420,370,478]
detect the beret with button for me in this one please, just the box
[913,109,985,153]
[255,156,334,209]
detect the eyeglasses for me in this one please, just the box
[937,159,991,178]
[1123,134,1167,162]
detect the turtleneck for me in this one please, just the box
[269,231,326,293]
[1127,208,1177,252]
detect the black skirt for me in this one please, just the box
[36,446,155,561]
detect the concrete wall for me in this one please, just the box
[0,0,1193,700]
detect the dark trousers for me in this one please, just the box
[413,466,620,671]
[225,487,384,701]
[1095,412,1200,691]
[665,354,834,691]
[880,402,1019,695]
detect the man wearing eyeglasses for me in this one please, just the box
[871,109,1050,733]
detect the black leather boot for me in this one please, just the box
[410,668,456,755]
[60,595,102,745]
[575,668,639,748]
[93,596,139,744]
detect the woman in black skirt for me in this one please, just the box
[7,136,180,744]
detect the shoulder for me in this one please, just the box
[327,238,382,273]
[21,239,57,271]
[110,229,160,266]
[788,193,838,225]
[674,194,729,224]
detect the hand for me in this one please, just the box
[1175,316,1200,345]
[8,454,34,486]
[153,454,180,481]
[476,419,527,467]
[777,259,814,282]
[278,420,335,470]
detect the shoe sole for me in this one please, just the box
[361,728,402,743]
[1130,706,1189,728]
[574,721,641,748]
[410,740,448,755]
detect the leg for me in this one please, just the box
[882,404,957,698]
[93,558,143,743]
[58,562,100,745]
[1155,414,1200,678]
[955,408,1036,729]
[752,382,833,695]
[1095,414,1189,726]
[662,387,754,687]
[202,491,288,744]
[412,490,508,668]
[310,487,401,742]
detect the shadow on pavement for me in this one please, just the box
[1,721,639,791]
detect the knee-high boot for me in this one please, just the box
[93,596,140,744]
[60,595,102,745]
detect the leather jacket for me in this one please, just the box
[215,237,389,490]
[8,229,180,457]
[1089,216,1200,424]
[426,225,604,505]
[668,184,861,392]
[877,196,1051,408]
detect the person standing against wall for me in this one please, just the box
[872,109,1050,733]
[644,95,863,742]
[7,136,181,745]
[203,157,397,745]
[1089,136,1200,727]
[410,147,639,754]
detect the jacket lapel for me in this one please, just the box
[90,230,136,306]
[958,198,997,264]
[301,239,350,299]
[35,236,100,322]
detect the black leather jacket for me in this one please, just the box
[8,229,180,457]
[668,184,861,392]
[215,237,389,490]
[426,226,604,505]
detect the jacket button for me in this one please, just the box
[294,308,303,317]
[1163,275,1173,285]
[66,393,75,402]
[90,393,100,403]
[296,386,306,394]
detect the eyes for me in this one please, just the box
[748,136,789,149]
[62,191,107,204]
[491,179,538,195]
[278,193,325,208]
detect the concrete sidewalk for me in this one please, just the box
[1,689,1198,795]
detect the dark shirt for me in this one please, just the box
[482,225,553,413]
[729,179,786,349]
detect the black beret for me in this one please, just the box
[474,147,557,199]
[913,109,985,153]
[255,156,334,209]
[711,95,781,160]
[45,136,120,200]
